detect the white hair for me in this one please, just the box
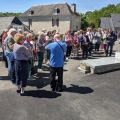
[4,29,8,32]
[26,33,32,39]
[18,29,22,32]
[38,32,45,37]
[9,28,17,33]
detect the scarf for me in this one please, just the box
[17,42,23,45]
[26,39,32,47]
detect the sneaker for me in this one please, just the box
[37,69,43,72]
[89,56,92,58]
[46,62,50,65]
[106,54,108,57]
[66,57,69,60]
[16,89,21,93]
[20,92,26,96]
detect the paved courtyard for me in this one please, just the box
[0,43,120,120]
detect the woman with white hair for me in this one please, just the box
[36,32,46,72]
[6,28,17,84]
[18,29,23,34]
[24,33,33,80]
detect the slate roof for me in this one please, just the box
[0,16,22,33]
[111,14,120,28]
[20,3,80,17]
[0,17,15,33]
[100,17,113,29]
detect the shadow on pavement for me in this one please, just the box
[26,84,94,98]
[27,72,50,89]
[0,76,9,80]
[64,84,94,94]
[25,90,61,98]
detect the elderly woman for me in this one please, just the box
[73,32,79,57]
[45,31,53,64]
[36,32,46,72]
[65,30,73,60]
[23,31,29,41]
[24,33,33,80]
[18,29,23,34]
[94,28,102,52]
[13,33,30,96]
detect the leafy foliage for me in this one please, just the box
[0,12,21,17]
[80,3,120,30]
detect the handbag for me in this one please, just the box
[56,42,66,61]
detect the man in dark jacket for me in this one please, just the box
[80,31,89,58]
[106,28,116,56]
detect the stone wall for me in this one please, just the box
[71,15,81,32]
[19,16,71,34]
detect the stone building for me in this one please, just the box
[0,16,32,34]
[19,3,81,34]
[100,14,120,32]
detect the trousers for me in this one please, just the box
[50,67,63,91]
[15,60,29,87]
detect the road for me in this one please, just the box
[0,43,120,120]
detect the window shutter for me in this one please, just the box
[52,19,54,27]
[56,19,59,27]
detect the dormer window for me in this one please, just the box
[29,10,34,15]
[54,8,60,14]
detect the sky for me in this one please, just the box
[0,0,120,13]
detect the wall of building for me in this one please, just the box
[19,16,71,34]
[71,15,81,32]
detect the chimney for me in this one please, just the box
[71,3,76,13]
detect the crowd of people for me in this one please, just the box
[0,27,118,96]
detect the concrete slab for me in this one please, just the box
[78,67,90,74]
[80,57,120,74]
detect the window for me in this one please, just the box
[56,19,59,27]
[12,26,24,33]
[28,19,32,26]
[29,10,34,15]
[54,9,58,14]
[54,8,60,14]
[52,19,54,27]
[13,27,17,31]
[76,26,78,30]
[52,19,59,27]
